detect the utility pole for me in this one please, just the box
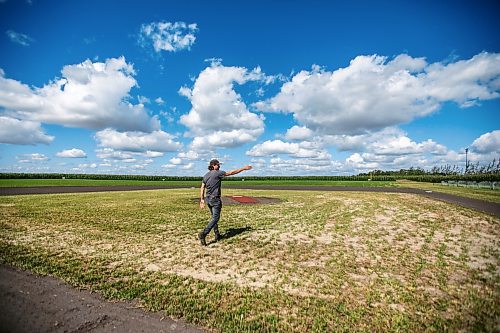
[465,148,469,174]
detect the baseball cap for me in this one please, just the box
[209,159,221,166]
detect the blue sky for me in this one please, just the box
[0,0,499,176]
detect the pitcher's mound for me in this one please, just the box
[225,195,282,205]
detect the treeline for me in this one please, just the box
[360,159,500,176]
[0,173,391,182]
[1,173,499,183]
[0,173,202,181]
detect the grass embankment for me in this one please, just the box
[394,180,500,204]
[1,189,498,332]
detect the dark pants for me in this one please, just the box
[202,196,222,237]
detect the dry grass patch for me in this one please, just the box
[1,189,498,332]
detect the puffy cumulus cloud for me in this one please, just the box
[137,95,150,104]
[77,163,97,169]
[144,151,164,158]
[17,153,49,163]
[181,163,194,170]
[470,130,500,154]
[139,21,198,53]
[190,129,264,149]
[321,133,367,152]
[344,149,465,173]
[365,130,448,156]
[255,52,500,135]
[161,159,193,170]
[56,148,87,158]
[285,125,313,141]
[266,157,337,175]
[0,116,54,145]
[170,157,182,165]
[345,153,379,170]
[247,139,331,159]
[247,140,299,156]
[346,152,420,172]
[298,127,470,173]
[6,30,34,46]
[178,150,202,160]
[94,128,181,152]
[322,127,446,156]
[180,63,266,149]
[0,57,159,132]
[95,148,136,160]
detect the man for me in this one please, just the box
[198,159,252,246]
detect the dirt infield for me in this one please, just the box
[1,185,498,217]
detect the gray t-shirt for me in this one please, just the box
[202,170,226,197]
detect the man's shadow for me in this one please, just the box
[210,226,252,244]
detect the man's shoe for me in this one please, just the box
[214,234,222,242]
[198,232,207,246]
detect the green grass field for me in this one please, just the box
[2,178,499,203]
[0,178,395,188]
[1,188,498,332]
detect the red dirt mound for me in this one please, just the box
[228,195,258,204]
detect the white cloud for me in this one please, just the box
[246,127,462,175]
[6,30,34,46]
[161,164,176,169]
[0,57,159,132]
[17,153,49,163]
[155,97,165,105]
[137,95,150,104]
[255,52,500,135]
[95,148,136,160]
[191,129,263,149]
[266,157,336,174]
[78,163,97,169]
[365,130,448,156]
[181,162,194,170]
[345,153,379,170]
[335,128,452,171]
[56,148,87,158]
[180,63,266,149]
[0,116,54,145]
[170,157,182,165]
[470,130,500,154]
[94,128,181,152]
[139,21,198,53]
[322,133,367,152]
[246,139,331,159]
[144,151,164,158]
[162,160,193,170]
[285,125,313,140]
[177,150,201,160]
[247,140,300,156]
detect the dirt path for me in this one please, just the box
[1,185,498,217]
[0,265,206,333]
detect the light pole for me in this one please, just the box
[465,148,469,174]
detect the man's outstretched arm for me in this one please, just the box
[224,165,252,177]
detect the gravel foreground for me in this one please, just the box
[0,265,206,333]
